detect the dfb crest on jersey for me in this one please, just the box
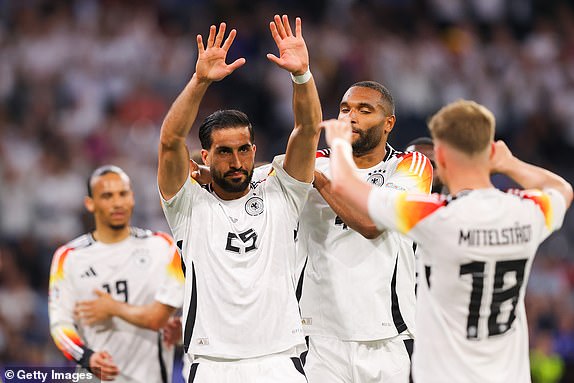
[132,248,151,269]
[245,196,264,216]
[367,173,385,187]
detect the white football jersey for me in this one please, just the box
[298,145,433,340]
[161,155,310,359]
[49,228,185,383]
[367,187,568,383]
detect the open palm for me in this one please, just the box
[267,15,309,75]
[196,23,246,83]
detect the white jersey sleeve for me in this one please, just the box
[521,188,567,241]
[49,245,93,366]
[384,151,433,194]
[268,154,312,217]
[160,177,202,231]
[153,232,185,309]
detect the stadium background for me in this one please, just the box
[0,0,573,382]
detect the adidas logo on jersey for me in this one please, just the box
[197,338,209,345]
[80,266,97,278]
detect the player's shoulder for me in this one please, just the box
[65,233,96,249]
[130,227,175,245]
[504,188,556,212]
[316,148,331,159]
[315,148,331,171]
[52,233,95,266]
[391,147,432,176]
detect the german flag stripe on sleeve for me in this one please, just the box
[395,193,446,234]
[49,246,72,287]
[51,324,85,361]
[518,189,553,230]
[155,232,185,282]
[395,152,434,193]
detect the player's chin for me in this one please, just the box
[108,221,129,231]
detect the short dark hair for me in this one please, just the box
[87,165,130,197]
[198,109,254,149]
[406,137,434,149]
[350,81,395,115]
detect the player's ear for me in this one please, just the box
[489,141,496,160]
[435,144,447,170]
[201,149,210,166]
[252,144,256,156]
[384,115,396,135]
[84,196,95,213]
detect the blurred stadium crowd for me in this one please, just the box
[0,0,573,381]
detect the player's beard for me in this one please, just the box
[352,125,383,156]
[109,223,128,231]
[212,166,254,193]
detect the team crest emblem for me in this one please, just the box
[367,173,384,186]
[132,249,151,269]
[245,196,264,216]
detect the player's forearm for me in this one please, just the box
[160,74,210,148]
[316,181,382,239]
[292,76,322,135]
[283,77,322,182]
[113,301,174,331]
[503,157,573,206]
[112,302,159,330]
[330,139,373,219]
[50,323,95,370]
[159,75,210,198]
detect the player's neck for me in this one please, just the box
[93,226,130,244]
[211,183,250,201]
[446,168,493,196]
[352,141,387,169]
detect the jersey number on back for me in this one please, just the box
[459,259,527,339]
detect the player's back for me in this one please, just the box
[411,188,564,383]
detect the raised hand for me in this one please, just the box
[267,15,309,75]
[320,119,353,147]
[490,140,514,174]
[195,22,246,83]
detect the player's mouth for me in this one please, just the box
[225,170,247,179]
[110,211,127,219]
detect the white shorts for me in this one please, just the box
[304,335,413,383]
[186,353,307,383]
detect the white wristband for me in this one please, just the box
[331,137,353,156]
[291,68,312,84]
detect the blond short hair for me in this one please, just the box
[428,100,495,155]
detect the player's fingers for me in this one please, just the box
[268,22,281,45]
[221,29,237,51]
[214,22,226,47]
[273,14,286,39]
[100,351,112,360]
[228,58,246,72]
[295,17,302,38]
[206,25,216,47]
[266,53,281,66]
[282,15,293,36]
[196,34,205,54]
